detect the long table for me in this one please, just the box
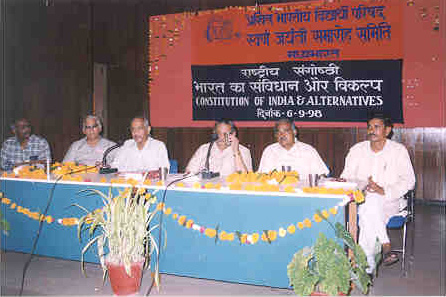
[1,176,351,288]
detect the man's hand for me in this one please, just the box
[230,133,240,153]
[366,176,385,195]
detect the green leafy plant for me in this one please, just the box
[287,220,373,296]
[1,210,10,235]
[76,187,160,288]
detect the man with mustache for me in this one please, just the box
[1,118,52,171]
[257,118,329,176]
[341,112,415,272]
[111,117,170,172]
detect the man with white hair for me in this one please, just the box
[63,115,116,166]
[111,116,170,172]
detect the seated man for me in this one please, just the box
[186,119,252,176]
[257,118,329,176]
[111,117,170,172]
[63,115,116,166]
[340,112,415,271]
[1,118,52,171]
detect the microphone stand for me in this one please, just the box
[99,142,122,174]
[201,135,220,179]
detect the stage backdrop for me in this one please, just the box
[149,0,430,127]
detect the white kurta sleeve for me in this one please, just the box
[340,147,359,180]
[241,147,253,172]
[383,145,416,203]
[158,142,170,171]
[307,146,329,175]
[257,146,272,173]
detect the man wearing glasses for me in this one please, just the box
[110,116,170,173]
[1,118,52,171]
[63,115,116,166]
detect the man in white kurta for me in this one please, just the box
[341,116,415,272]
[257,119,329,176]
[111,117,170,172]
[186,120,252,176]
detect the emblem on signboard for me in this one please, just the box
[206,16,236,42]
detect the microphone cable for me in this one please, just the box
[145,172,199,296]
[18,165,97,296]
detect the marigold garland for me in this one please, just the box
[1,186,348,245]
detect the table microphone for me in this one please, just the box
[201,134,220,179]
[99,140,124,174]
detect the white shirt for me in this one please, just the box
[341,139,416,219]
[111,137,170,172]
[257,141,329,176]
[63,137,116,166]
[186,143,252,176]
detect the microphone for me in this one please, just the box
[99,140,124,174]
[201,133,220,179]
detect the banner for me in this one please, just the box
[191,0,402,64]
[192,59,402,122]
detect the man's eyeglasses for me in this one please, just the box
[84,124,99,130]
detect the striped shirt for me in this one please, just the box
[0,135,52,171]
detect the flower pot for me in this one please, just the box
[106,260,144,295]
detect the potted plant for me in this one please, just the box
[76,187,160,296]
[287,221,376,296]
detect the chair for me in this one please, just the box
[386,189,415,270]
[169,159,178,174]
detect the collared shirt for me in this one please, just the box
[62,137,117,166]
[186,143,252,176]
[257,141,329,176]
[341,139,416,219]
[1,134,52,171]
[111,137,170,172]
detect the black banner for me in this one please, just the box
[192,60,403,122]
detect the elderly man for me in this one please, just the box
[63,115,116,166]
[1,118,52,171]
[186,119,252,176]
[341,112,415,271]
[257,118,329,176]
[111,117,170,172]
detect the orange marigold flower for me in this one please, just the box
[329,207,338,215]
[10,203,16,209]
[287,224,296,234]
[205,228,217,238]
[143,179,152,185]
[268,230,278,241]
[99,177,107,183]
[164,207,172,215]
[240,234,248,244]
[186,219,194,229]
[321,210,330,219]
[313,213,322,223]
[303,218,312,228]
[204,182,214,189]
[226,233,235,241]
[156,202,165,211]
[297,222,304,230]
[178,215,186,226]
[176,182,184,187]
[45,216,54,224]
[219,231,227,240]
[156,180,164,186]
[193,182,201,189]
[1,198,11,204]
[172,213,178,220]
[261,232,268,242]
[283,186,295,193]
[251,233,260,244]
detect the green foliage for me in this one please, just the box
[76,188,160,288]
[0,210,10,234]
[287,221,373,296]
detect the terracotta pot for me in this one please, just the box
[106,260,144,296]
